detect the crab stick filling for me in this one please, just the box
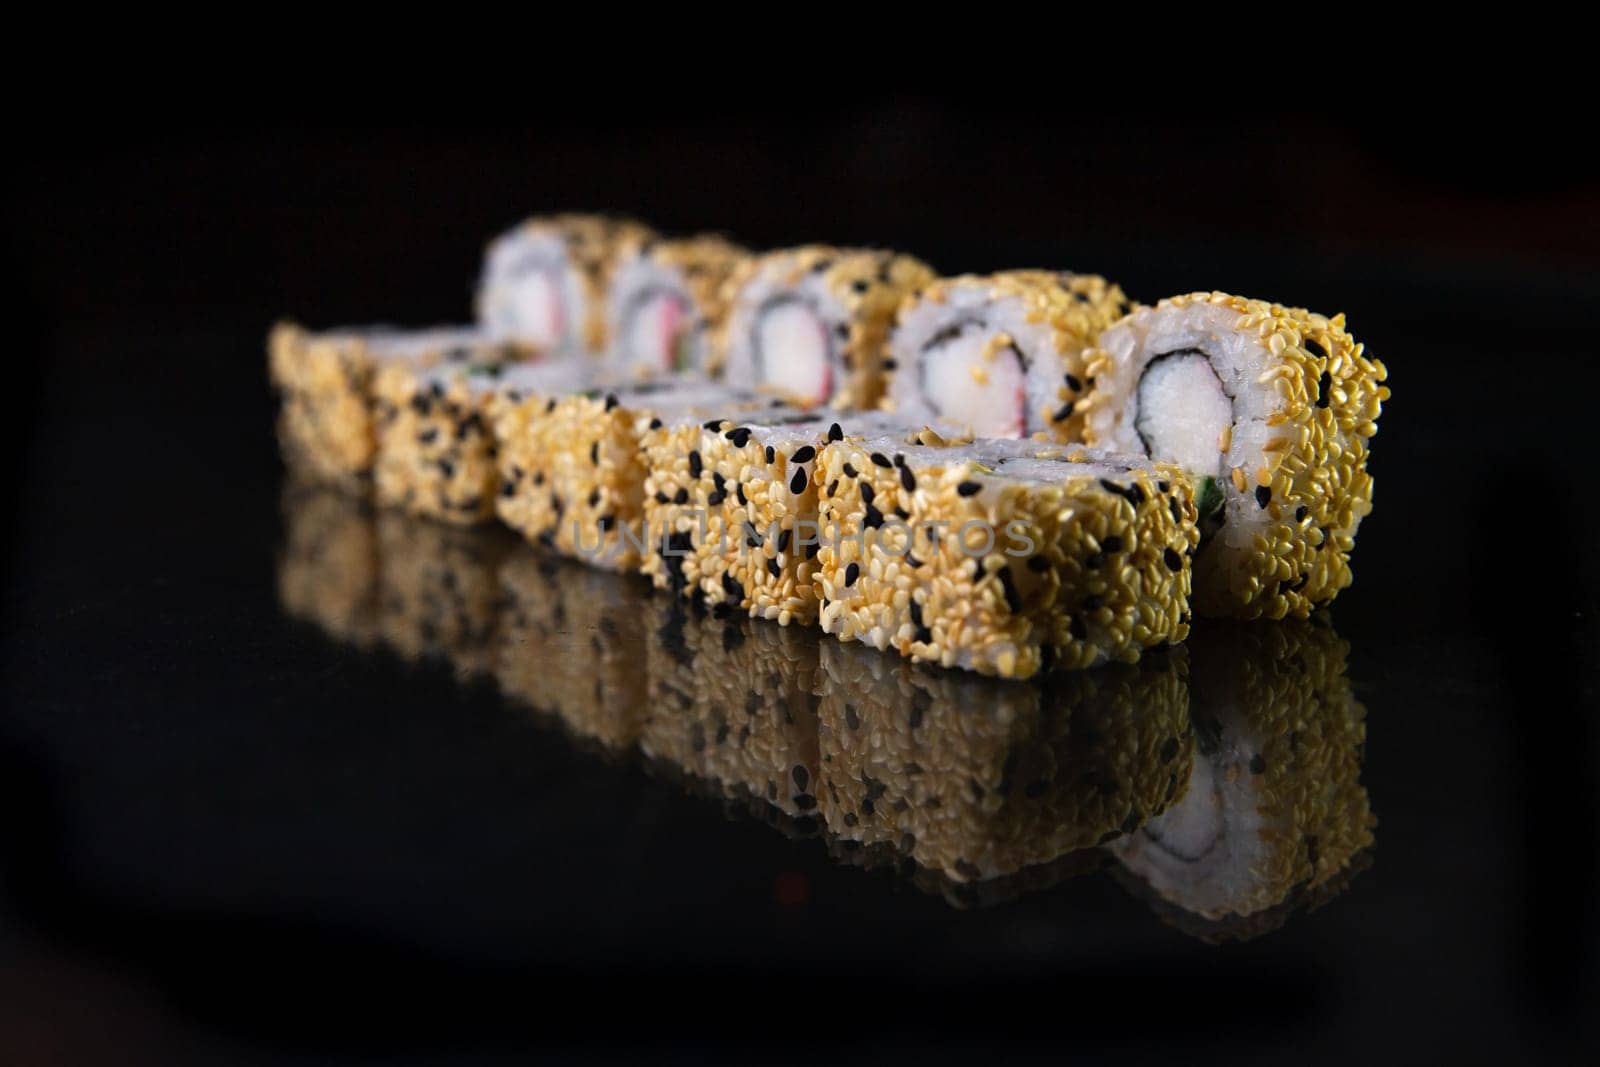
[752,296,833,405]
[621,287,692,373]
[918,319,1027,438]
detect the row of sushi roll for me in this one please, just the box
[277,485,1375,934]
[271,212,1389,677]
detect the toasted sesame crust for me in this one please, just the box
[718,245,936,407]
[372,363,503,524]
[276,480,381,649]
[374,511,516,676]
[815,442,1197,679]
[1080,292,1389,619]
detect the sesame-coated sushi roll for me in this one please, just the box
[719,246,935,408]
[639,409,956,624]
[639,601,825,820]
[1079,293,1389,619]
[1108,619,1375,926]
[375,355,591,525]
[375,511,518,678]
[276,480,380,649]
[492,379,768,570]
[816,437,1198,678]
[606,234,749,380]
[493,549,652,755]
[269,322,487,489]
[884,272,1132,440]
[477,214,655,355]
[816,641,1192,883]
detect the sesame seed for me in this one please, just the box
[1296,505,1309,522]
[957,481,981,496]
[726,427,752,447]
[860,483,875,505]
[870,452,893,468]
[1305,338,1328,359]
[1164,547,1182,571]
[767,557,782,578]
[649,418,663,430]
[899,466,916,492]
[589,442,599,465]
[765,446,776,464]
[688,451,702,478]
[790,468,807,493]
[674,488,688,505]
[1054,402,1074,422]
[1255,485,1272,508]
[1065,374,1082,391]
[790,445,816,464]
[827,423,843,442]
[604,394,619,411]
[863,504,884,529]
[844,562,859,586]
[842,463,858,478]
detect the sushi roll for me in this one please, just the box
[816,640,1193,883]
[493,548,652,755]
[276,479,380,648]
[491,378,769,570]
[816,436,1198,678]
[374,354,590,525]
[1078,292,1389,619]
[639,409,955,625]
[269,322,487,489]
[606,234,749,379]
[719,245,935,408]
[1108,619,1375,926]
[639,599,826,821]
[884,271,1131,440]
[477,214,655,355]
[375,510,519,678]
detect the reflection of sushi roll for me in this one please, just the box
[1108,619,1375,924]
[375,355,589,524]
[640,600,825,820]
[375,511,518,677]
[640,409,954,624]
[493,379,768,570]
[719,246,935,408]
[606,235,749,380]
[816,640,1192,882]
[275,480,380,648]
[269,322,485,489]
[816,435,1197,678]
[493,548,651,754]
[1079,293,1389,619]
[477,214,655,355]
[884,272,1131,440]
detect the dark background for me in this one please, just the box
[4,99,1598,1062]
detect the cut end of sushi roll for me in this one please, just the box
[607,235,749,380]
[886,271,1132,441]
[478,214,655,355]
[720,246,935,409]
[1081,292,1390,620]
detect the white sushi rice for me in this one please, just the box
[1085,300,1284,585]
[478,227,589,352]
[605,255,703,379]
[887,280,1071,438]
[721,264,851,405]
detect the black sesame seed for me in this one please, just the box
[1158,480,1170,493]
[603,394,619,411]
[500,480,516,498]
[1317,370,1332,408]
[869,452,892,468]
[707,489,726,505]
[688,451,702,478]
[842,463,859,478]
[674,488,688,505]
[767,557,782,578]
[1305,338,1328,359]
[546,398,558,414]
[860,483,875,505]
[863,505,884,529]
[851,279,870,294]
[1296,505,1309,522]
[648,417,663,430]
[587,488,600,507]
[1255,485,1272,509]
[790,468,807,493]
[437,458,455,479]
[726,427,752,447]
[909,601,923,627]
[417,428,439,445]
[736,484,747,505]
[1101,535,1124,553]
[882,359,897,371]
[1053,402,1074,422]
[777,529,792,553]
[654,491,670,504]
[914,625,933,645]
[845,562,860,586]
[1164,547,1183,571]
[827,423,843,442]
[957,481,982,496]
[899,466,916,492]
[826,479,838,496]
[765,445,775,464]
[791,445,816,464]
[722,572,744,602]
[589,442,599,465]
[703,419,724,430]
[1065,374,1083,391]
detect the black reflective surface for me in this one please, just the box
[6,125,1600,1060]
